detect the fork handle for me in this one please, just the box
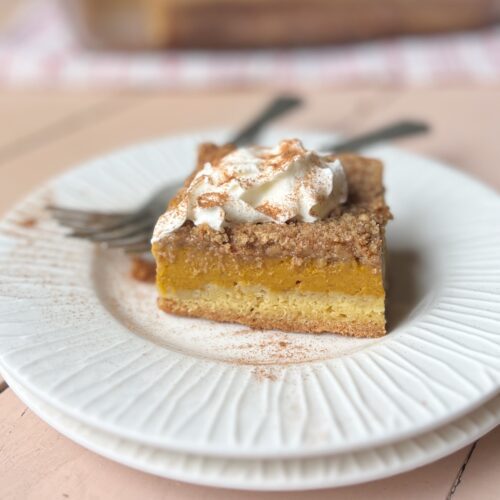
[229,95,302,147]
[325,120,429,153]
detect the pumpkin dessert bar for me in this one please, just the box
[152,139,391,337]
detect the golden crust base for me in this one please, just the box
[159,298,385,338]
[158,285,385,338]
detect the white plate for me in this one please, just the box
[3,368,500,491]
[0,129,499,459]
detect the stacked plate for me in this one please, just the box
[1,129,500,491]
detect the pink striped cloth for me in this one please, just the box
[2,0,500,88]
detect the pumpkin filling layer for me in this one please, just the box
[155,247,384,297]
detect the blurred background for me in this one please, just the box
[0,0,499,88]
[0,0,499,200]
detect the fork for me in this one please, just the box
[49,117,428,254]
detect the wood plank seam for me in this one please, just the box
[330,91,403,134]
[446,441,478,499]
[0,97,139,168]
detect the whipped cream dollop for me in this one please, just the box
[152,139,348,242]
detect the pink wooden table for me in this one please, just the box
[0,87,499,499]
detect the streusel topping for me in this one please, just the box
[153,149,392,269]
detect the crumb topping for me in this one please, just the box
[154,147,392,269]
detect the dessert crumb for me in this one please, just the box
[130,257,156,283]
[17,217,38,228]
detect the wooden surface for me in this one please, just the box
[0,87,499,499]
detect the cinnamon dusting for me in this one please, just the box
[255,201,281,219]
[197,192,229,209]
[257,139,304,171]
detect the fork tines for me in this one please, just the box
[48,205,153,253]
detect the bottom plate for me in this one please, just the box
[4,369,500,491]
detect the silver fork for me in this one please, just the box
[49,117,428,254]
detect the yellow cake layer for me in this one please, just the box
[158,284,385,337]
[155,247,384,297]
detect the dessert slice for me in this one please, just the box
[152,139,391,337]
